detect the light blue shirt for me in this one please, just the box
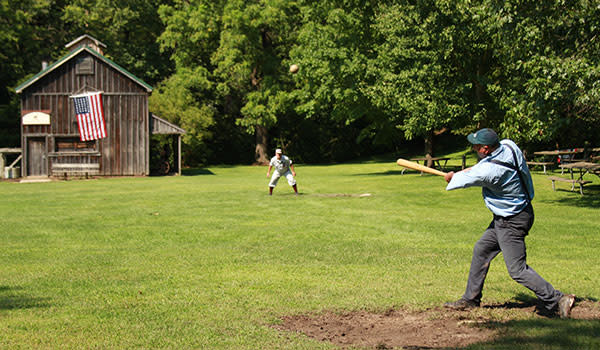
[446,140,534,217]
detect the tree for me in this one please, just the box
[289,1,390,157]
[211,0,301,164]
[488,0,600,147]
[62,0,173,86]
[149,67,216,165]
[0,0,69,147]
[365,1,470,165]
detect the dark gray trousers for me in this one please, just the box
[462,204,563,310]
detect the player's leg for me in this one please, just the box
[269,172,281,195]
[462,223,501,304]
[284,171,298,194]
[497,206,564,311]
[446,222,500,309]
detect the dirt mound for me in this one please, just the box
[274,300,600,349]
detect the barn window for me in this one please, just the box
[76,55,94,75]
[55,137,96,152]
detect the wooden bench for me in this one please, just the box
[526,161,554,174]
[52,163,100,179]
[547,176,591,195]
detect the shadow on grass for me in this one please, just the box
[0,286,51,310]
[543,184,600,208]
[484,293,539,310]
[476,318,600,349]
[352,170,406,176]
[474,293,600,349]
[182,168,215,176]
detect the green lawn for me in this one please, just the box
[1,161,599,349]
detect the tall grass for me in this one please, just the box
[1,162,598,349]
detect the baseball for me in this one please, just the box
[289,64,299,73]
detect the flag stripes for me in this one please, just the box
[73,92,106,141]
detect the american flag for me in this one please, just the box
[73,92,106,141]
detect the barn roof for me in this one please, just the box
[15,45,153,93]
[65,34,107,52]
[150,114,186,135]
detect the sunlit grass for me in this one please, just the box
[1,161,598,349]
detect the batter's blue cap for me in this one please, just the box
[467,128,499,146]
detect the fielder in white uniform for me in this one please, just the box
[266,149,298,195]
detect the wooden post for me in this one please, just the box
[177,134,182,176]
[0,153,5,179]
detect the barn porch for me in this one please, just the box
[150,114,186,176]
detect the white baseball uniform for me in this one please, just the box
[268,155,296,187]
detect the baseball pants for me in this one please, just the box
[462,204,564,310]
[269,170,296,187]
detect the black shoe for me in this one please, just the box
[558,294,575,318]
[444,298,480,310]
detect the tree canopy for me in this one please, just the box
[2,0,598,164]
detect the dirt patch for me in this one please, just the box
[274,299,600,349]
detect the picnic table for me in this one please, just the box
[531,149,587,174]
[534,147,600,162]
[533,149,583,162]
[547,161,600,195]
[402,156,450,175]
[560,161,600,182]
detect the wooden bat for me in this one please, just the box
[396,158,447,177]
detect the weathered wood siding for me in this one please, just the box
[20,51,149,176]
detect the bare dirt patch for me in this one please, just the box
[274,299,600,349]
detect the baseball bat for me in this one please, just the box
[397,158,447,177]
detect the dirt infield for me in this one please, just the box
[274,299,600,349]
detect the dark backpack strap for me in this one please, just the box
[488,144,532,203]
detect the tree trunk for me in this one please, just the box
[255,125,269,165]
[424,130,434,168]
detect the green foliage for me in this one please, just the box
[157,0,224,69]
[366,1,470,141]
[291,3,372,121]
[149,67,215,165]
[0,0,66,147]
[487,0,600,147]
[62,0,173,85]
[2,0,599,161]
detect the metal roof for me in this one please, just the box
[15,45,153,93]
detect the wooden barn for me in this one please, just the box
[15,34,184,178]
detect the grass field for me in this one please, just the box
[1,160,599,349]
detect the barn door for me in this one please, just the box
[27,138,47,176]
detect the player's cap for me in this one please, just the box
[467,128,499,146]
[275,148,282,154]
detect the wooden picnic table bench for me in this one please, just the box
[547,176,591,195]
[51,163,100,179]
[526,161,554,174]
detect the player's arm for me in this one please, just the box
[290,164,296,177]
[444,167,473,183]
[267,165,272,177]
[446,163,490,190]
